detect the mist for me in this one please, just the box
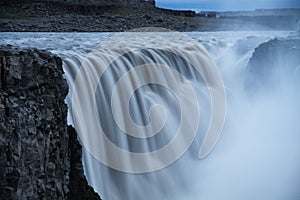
[75,31,300,200]
[142,31,300,200]
[0,30,299,200]
[178,35,300,199]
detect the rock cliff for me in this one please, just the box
[245,38,300,89]
[0,45,100,199]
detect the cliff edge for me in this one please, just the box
[0,45,100,199]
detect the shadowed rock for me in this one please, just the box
[0,45,100,200]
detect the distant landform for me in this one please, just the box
[0,1,299,31]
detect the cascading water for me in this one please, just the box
[63,32,227,200]
[1,30,299,200]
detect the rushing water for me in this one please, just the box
[1,30,300,200]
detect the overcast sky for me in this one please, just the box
[156,0,300,11]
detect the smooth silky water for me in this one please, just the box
[1,30,300,200]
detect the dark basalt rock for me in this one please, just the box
[68,126,101,200]
[0,45,100,199]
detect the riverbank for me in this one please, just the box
[1,1,299,32]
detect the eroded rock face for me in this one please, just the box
[0,45,69,199]
[0,45,100,199]
[245,38,300,90]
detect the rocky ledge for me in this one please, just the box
[0,45,100,199]
[245,37,300,89]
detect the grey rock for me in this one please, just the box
[0,45,100,200]
[0,45,68,199]
[245,38,300,90]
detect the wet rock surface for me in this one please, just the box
[0,45,100,199]
[68,126,101,200]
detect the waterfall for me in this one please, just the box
[64,31,226,199]
[62,31,300,200]
[1,31,299,200]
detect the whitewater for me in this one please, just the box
[1,30,299,200]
